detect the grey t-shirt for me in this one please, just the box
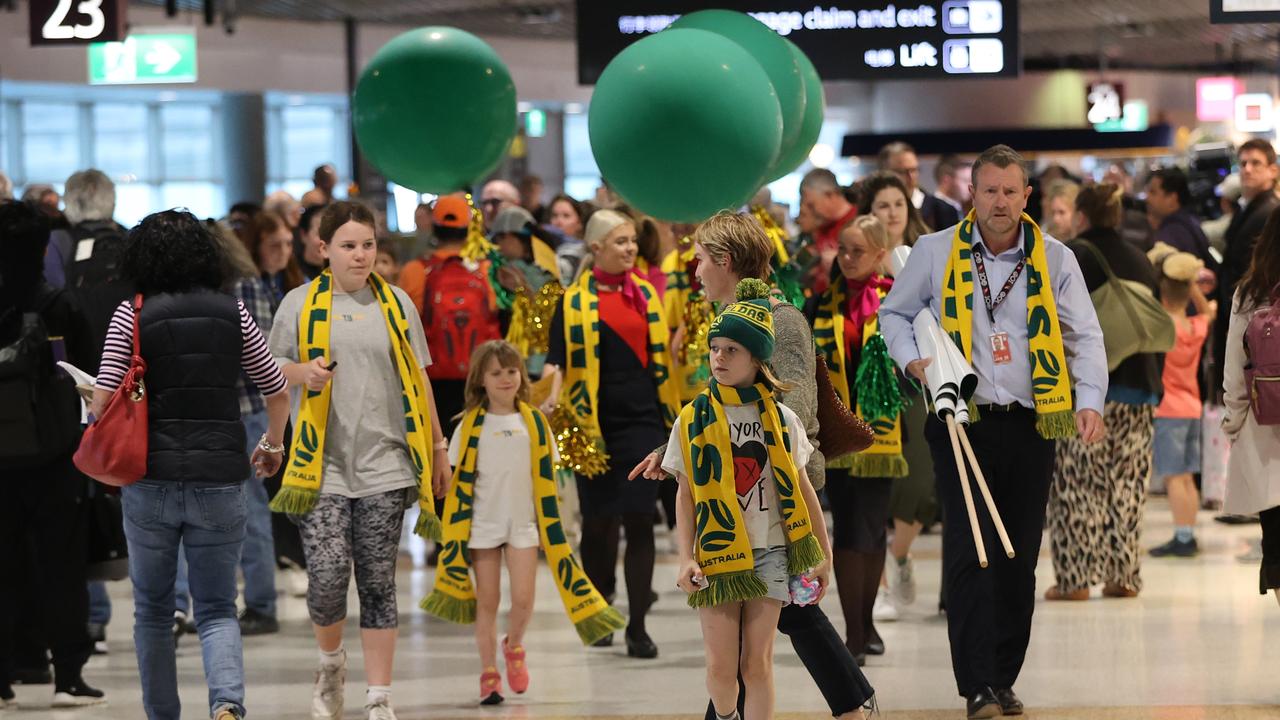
[270,283,433,498]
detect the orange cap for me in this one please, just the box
[432,196,470,229]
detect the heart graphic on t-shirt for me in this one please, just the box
[732,440,769,496]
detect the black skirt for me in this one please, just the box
[575,369,667,517]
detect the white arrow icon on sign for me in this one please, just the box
[144,42,181,74]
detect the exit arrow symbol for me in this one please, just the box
[144,41,181,74]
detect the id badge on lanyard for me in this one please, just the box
[973,250,1024,366]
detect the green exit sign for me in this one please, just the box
[89,31,197,85]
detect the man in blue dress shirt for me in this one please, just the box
[880,145,1107,719]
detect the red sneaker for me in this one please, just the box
[479,667,503,705]
[502,637,529,694]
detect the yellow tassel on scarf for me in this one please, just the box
[662,240,711,401]
[676,381,826,608]
[554,271,680,476]
[270,270,442,541]
[941,211,1076,439]
[421,403,626,644]
[813,279,907,477]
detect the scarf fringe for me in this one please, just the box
[825,452,855,470]
[786,534,827,575]
[687,571,769,608]
[849,453,909,479]
[572,606,628,645]
[268,485,318,516]
[1035,409,1077,440]
[414,509,443,542]
[420,590,476,624]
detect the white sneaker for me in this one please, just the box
[311,651,346,720]
[281,559,309,598]
[872,588,899,622]
[366,699,398,720]
[889,554,917,607]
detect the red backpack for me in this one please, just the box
[1244,293,1280,425]
[421,255,500,380]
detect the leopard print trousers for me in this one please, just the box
[1047,402,1154,593]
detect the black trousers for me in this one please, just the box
[702,602,875,719]
[1259,506,1280,594]
[0,454,93,686]
[924,407,1055,697]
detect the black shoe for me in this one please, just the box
[965,687,1001,719]
[1214,513,1260,525]
[591,633,614,648]
[854,652,867,667]
[994,688,1023,715]
[52,680,107,707]
[650,589,659,606]
[1149,537,1199,558]
[88,622,109,655]
[238,608,280,636]
[865,625,885,655]
[625,629,658,659]
[11,666,52,685]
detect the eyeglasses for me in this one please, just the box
[480,198,504,208]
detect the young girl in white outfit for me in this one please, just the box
[422,340,623,705]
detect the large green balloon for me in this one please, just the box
[352,27,516,194]
[768,41,826,181]
[589,29,782,223]
[669,10,804,179]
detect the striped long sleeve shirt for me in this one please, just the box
[96,298,287,398]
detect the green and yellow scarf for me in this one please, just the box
[421,402,626,644]
[269,270,442,541]
[813,280,907,477]
[677,381,826,608]
[557,271,680,476]
[942,211,1075,439]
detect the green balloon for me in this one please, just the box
[352,27,516,194]
[669,10,804,177]
[768,41,825,181]
[589,28,782,223]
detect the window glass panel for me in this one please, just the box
[113,183,155,229]
[161,181,224,222]
[93,103,149,182]
[161,105,214,180]
[22,102,80,184]
[281,106,337,180]
[563,113,598,179]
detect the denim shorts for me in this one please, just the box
[754,546,790,605]
[1154,417,1201,478]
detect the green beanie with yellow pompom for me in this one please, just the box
[707,278,775,361]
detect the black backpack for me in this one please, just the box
[61,221,134,374]
[0,288,83,465]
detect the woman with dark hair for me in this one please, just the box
[246,211,305,296]
[0,201,102,709]
[1044,183,1165,600]
[616,204,668,297]
[90,209,291,720]
[1222,205,1280,605]
[547,193,587,286]
[268,201,451,720]
[858,172,936,620]
[858,171,931,251]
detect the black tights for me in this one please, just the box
[578,512,655,634]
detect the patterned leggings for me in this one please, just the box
[297,490,407,629]
[1047,402,1154,593]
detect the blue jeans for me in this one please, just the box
[87,581,111,625]
[122,481,247,720]
[240,411,277,616]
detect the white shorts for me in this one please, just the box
[469,518,540,550]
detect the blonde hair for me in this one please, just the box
[693,211,773,281]
[842,214,892,251]
[461,340,532,415]
[583,209,633,249]
[754,358,795,393]
[1043,178,1080,205]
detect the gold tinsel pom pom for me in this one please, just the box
[548,404,611,478]
[460,196,494,264]
[751,204,791,265]
[506,281,565,357]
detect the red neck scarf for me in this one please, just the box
[844,274,893,329]
[593,266,649,316]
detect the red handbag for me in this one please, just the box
[74,294,148,487]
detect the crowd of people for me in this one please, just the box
[0,137,1277,720]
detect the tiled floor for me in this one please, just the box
[9,498,1280,719]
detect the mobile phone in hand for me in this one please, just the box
[325,360,338,371]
